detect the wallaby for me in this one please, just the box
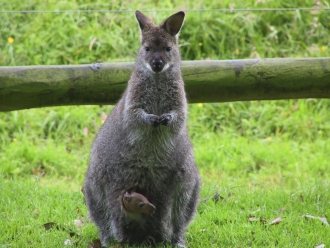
[121,190,156,215]
[84,10,200,247]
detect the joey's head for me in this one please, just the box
[135,10,185,74]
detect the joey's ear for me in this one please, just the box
[162,11,185,36]
[135,10,153,31]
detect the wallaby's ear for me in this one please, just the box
[162,11,185,36]
[135,10,153,31]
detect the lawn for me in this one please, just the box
[0,0,330,247]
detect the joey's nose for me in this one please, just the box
[151,59,164,72]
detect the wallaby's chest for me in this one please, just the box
[124,128,174,162]
[134,80,181,115]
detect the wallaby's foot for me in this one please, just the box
[171,236,186,248]
[159,114,172,126]
[172,243,186,248]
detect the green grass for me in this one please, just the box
[192,181,330,247]
[1,176,329,247]
[1,0,330,247]
[1,0,329,65]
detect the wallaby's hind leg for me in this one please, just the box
[84,183,113,246]
[171,178,200,247]
[99,225,112,247]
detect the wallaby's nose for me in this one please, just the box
[151,59,164,72]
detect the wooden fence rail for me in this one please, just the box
[0,58,330,111]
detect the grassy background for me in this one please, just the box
[1,0,330,247]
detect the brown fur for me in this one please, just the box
[121,191,156,215]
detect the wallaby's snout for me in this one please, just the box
[151,55,164,72]
[144,45,167,73]
[143,43,168,73]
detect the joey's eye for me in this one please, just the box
[145,47,150,52]
[139,203,145,208]
[166,47,172,52]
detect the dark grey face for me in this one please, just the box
[135,10,184,74]
[142,38,173,73]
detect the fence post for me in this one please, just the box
[0,58,329,111]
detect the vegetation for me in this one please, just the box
[0,0,329,247]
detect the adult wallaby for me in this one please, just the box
[84,10,200,247]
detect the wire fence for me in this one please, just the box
[0,7,330,14]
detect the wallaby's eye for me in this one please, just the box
[139,203,145,208]
[166,47,172,52]
[145,47,150,52]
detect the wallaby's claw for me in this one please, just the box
[149,115,160,127]
[159,114,172,126]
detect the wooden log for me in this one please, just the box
[0,58,329,111]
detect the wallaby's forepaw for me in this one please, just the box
[159,114,172,126]
[147,114,160,127]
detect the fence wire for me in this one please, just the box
[0,7,330,14]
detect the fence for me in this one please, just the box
[0,58,330,111]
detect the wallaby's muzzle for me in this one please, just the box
[151,58,164,73]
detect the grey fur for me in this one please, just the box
[84,10,200,247]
